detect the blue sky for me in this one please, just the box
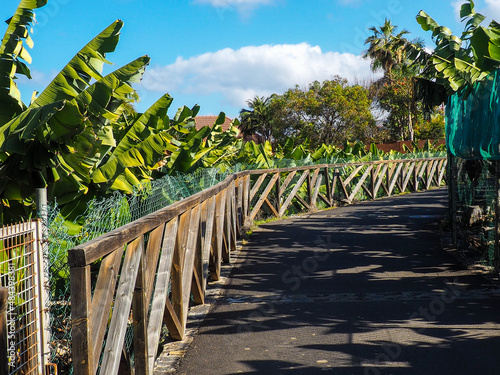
[2,0,499,119]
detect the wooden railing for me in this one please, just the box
[68,157,447,375]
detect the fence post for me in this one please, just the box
[448,153,458,246]
[0,287,7,375]
[71,266,93,375]
[36,188,50,371]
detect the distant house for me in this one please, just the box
[194,116,234,132]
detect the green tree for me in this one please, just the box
[410,0,500,101]
[239,96,274,143]
[269,78,379,147]
[364,20,441,142]
[363,19,410,77]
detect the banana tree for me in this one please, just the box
[410,0,500,99]
[0,13,151,222]
[0,4,204,223]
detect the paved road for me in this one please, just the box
[168,188,500,374]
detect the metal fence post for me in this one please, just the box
[36,188,51,371]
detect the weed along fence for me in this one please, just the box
[68,156,447,375]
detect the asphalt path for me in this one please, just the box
[166,188,500,375]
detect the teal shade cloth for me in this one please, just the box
[446,70,500,160]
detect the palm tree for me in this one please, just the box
[239,96,274,143]
[363,19,410,77]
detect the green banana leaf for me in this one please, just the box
[33,20,123,107]
[0,0,47,123]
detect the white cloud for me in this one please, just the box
[485,0,500,20]
[141,43,379,110]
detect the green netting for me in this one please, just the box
[446,69,500,160]
[448,157,496,269]
[44,166,244,375]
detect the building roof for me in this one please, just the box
[195,116,233,132]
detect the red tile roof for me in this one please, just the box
[195,116,233,132]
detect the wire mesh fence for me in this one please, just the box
[449,155,498,269]
[0,221,46,375]
[45,166,244,375]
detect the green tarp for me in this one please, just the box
[446,70,500,160]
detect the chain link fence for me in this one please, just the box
[45,166,245,374]
[448,155,498,270]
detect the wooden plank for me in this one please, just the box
[148,218,179,372]
[311,174,323,209]
[264,197,280,218]
[388,163,404,196]
[69,196,200,268]
[163,297,183,341]
[70,266,93,375]
[201,197,216,289]
[333,169,349,201]
[231,182,238,247]
[191,229,204,305]
[249,174,279,222]
[249,173,268,202]
[429,160,440,187]
[373,164,384,191]
[412,161,423,191]
[170,210,191,339]
[373,164,388,199]
[132,256,148,375]
[243,175,251,226]
[279,171,309,217]
[212,190,227,281]
[426,160,439,190]
[294,194,310,211]
[235,178,244,236]
[361,184,373,199]
[144,224,166,307]
[324,167,332,205]
[180,205,202,328]
[100,237,144,375]
[418,161,428,191]
[222,187,232,263]
[348,165,373,203]
[279,171,297,196]
[413,160,424,191]
[90,246,125,371]
[309,168,320,198]
[401,162,416,192]
[437,159,447,185]
[0,287,7,375]
[275,172,281,216]
[317,193,331,207]
[386,162,396,196]
[306,170,313,206]
[343,165,364,186]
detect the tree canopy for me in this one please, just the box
[239,77,383,148]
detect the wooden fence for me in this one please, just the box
[68,157,447,375]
